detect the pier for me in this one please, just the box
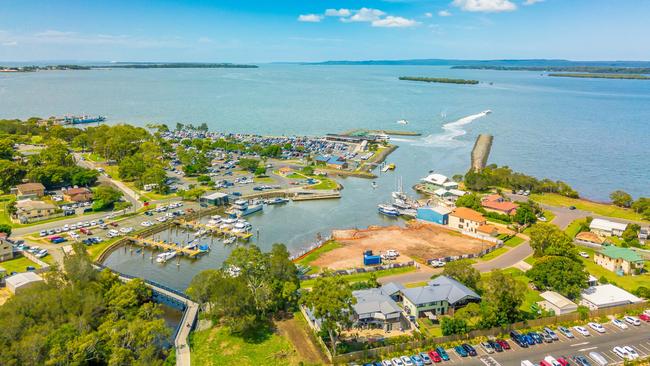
[290,190,341,201]
[172,219,254,241]
[127,236,204,257]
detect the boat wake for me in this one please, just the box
[418,110,491,147]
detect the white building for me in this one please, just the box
[589,218,628,237]
[5,272,44,294]
[580,284,643,310]
[421,173,458,190]
[537,291,578,315]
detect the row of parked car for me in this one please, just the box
[358,311,650,366]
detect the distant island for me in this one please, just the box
[452,65,650,74]
[398,76,479,85]
[548,73,650,80]
[0,65,91,72]
[305,59,650,68]
[101,62,258,69]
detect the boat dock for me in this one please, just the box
[291,191,341,201]
[172,219,254,241]
[127,237,204,258]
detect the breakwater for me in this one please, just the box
[471,134,493,172]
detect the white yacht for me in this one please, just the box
[397,119,409,125]
[156,251,176,263]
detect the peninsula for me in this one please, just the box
[548,73,650,80]
[452,65,650,74]
[398,76,479,85]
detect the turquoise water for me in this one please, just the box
[2,65,648,290]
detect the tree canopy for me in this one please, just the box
[529,222,578,259]
[527,256,588,299]
[441,259,481,291]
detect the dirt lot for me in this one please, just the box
[313,222,486,270]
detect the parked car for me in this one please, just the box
[418,353,432,365]
[623,315,640,326]
[588,351,608,366]
[556,357,570,366]
[427,351,441,363]
[579,251,590,258]
[488,340,503,352]
[454,346,468,357]
[573,326,590,336]
[544,327,559,341]
[461,344,477,356]
[588,322,605,333]
[541,332,554,343]
[572,355,592,366]
[544,356,562,366]
[434,347,449,361]
[528,332,543,344]
[496,339,510,350]
[509,331,528,348]
[639,313,650,322]
[612,318,628,329]
[382,360,394,366]
[612,346,631,360]
[558,326,574,338]
[410,355,424,366]
[400,356,414,366]
[391,358,403,366]
[623,346,639,360]
[480,342,494,354]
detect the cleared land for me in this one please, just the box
[314,222,486,270]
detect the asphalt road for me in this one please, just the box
[382,319,650,366]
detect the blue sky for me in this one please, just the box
[0,0,648,62]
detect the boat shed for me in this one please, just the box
[537,291,578,315]
[200,192,229,206]
[417,206,452,225]
[5,272,44,294]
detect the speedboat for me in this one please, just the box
[155,251,176,263]
[397,119,408,125]
[378,204,399,217]
[265,197,289,205]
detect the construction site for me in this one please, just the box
[310,221,488,270]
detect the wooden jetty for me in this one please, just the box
[127,237,204,258]
[172,219,253,241]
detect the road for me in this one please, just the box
[430,319,650,366]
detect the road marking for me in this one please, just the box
[579,346,598,352]
[572,342,590,347]
[601,352,616,362]
[480,356,501,366]
[636,343,650,353]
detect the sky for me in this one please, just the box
[1,0,649,63]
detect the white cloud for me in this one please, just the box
[452,0,517,12]
[438,10,453,16]
[35,30,77,37]
[297,14,323,22]
[325,8,351,17]
[197,37,214,44]
[344,8,386,22]
[2,41,17,46]
[372,16,419,28]
[523,0,543,5]
[424,12,433,17]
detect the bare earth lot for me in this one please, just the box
[314,222,485,270]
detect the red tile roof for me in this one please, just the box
[451,207,486,223]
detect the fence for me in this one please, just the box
[427,242,504,266]
[328,302,648,364]
[300,261,416,281]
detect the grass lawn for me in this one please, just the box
[190,326,307,366]
[418,319,443,338]
[504,236,525,247]
[254,176,275,183]
[484,268,542,313]
[479,247,510,261]
[0,256,41,274]
[88,238,119,261]
[0,195,15,226]
[294,241,342,274]
[285,173,304,179]
[543,210,556,222]
[531,193,647,222]
[300,266,416,288]
[564,219,587,238]
[308,177,338,190]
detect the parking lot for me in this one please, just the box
[361,316,650,366]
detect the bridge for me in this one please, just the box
[93,263,198,366]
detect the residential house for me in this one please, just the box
[575,231,605,245]
[537,291,578,315]
[421,173,459,191]
[481,194,518,215]
[580,284,643,310]
[401,275,481,318]
[14,199,58,222]
[15,182,46,198]
[352,286,406,331]
[639,227,649,244]
[477,224,499,237]
[589,218,628,237]
[0,237,13,262]
[433,188,467,203]
[5,272,44,294]
[63,187,94,202]
[448,207,486,234]
[594,245,644,275]
[416,206,452,225]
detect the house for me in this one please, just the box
[314,155,330,165]
[594,245,644,275]
[589,218,628,237]
[199,192,229,206]
[15,182,46,198]
[575,231,605,245]
[537,291,578,315]
[448,207,486,234]
[639,227,649,244]
[481,194,518,215]
[5,272,44,294]
[421,173,458,191]
[352,286,406,331]
[580,284,643,310]
[416,206,452,225]
[14,199,58,221]
[326,156,348,170]
[0,237,13,262]
[401,275,481,318]
[63,187,93,202]
[477,224,499,237]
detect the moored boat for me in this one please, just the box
[155,251,176,263]
[378,204,399,217]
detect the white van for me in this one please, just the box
[544,356,562,366]
[589,352,608,366]
[521,361,535,366]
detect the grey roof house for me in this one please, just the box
[352,284,407,331]
[401,275,481,318]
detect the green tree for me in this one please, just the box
[441,259,481,290]
[479,270,526,327]
[529,222,577,259]
[92,185,123,211]
[0,224,11,236]
[70,167,99,186]
[513,202,537,225]
[238,158,260,173]
[0,139,15,160]
[631,197,650,213]
[301,275,355,355]
[610,190,633,208]
[0,160,25,192]
[622,224,640,243]
[441,317,469,336]
[526,256,588,299]
[454,193,482,210]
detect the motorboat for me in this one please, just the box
[378,204,400,217]
[156,251,176,263]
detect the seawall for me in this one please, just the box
[471,134,493,172]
